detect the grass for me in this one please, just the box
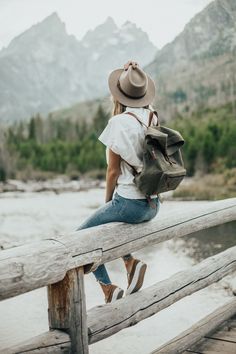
[173,169,236,200]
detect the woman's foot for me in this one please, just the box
[99,282,124,303]
[124,258,147,295]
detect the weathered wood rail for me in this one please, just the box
[0,197,236,353]
[185,312,236,353]
[151,299,236,353]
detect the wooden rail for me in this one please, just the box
[1,197,236,353]
[184,312,236,353]
[151,299,236,353]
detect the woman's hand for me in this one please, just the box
[124,60,139,70]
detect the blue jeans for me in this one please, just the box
[76,192,160,285]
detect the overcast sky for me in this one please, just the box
[0,0,213,50]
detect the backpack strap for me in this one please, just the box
[123,110,157,175]
[145,195,157,209]
[148,110,159,127]
[124,112,148,128]
[121,157,138,176]
[122,111,143,176]
[125,110,159,128]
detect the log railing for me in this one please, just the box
[1,197,236,353]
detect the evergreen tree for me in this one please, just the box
[93,104,109,136]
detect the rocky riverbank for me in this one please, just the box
[0,177,105,194]
[1,173,235,201]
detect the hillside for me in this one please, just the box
[47,0,236,124]
[145,0,236,120]
[1,0,235,124]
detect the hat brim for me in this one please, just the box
[108,68,156,108]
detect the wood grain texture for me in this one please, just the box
[48,267,88,354]
[1,198,235,300]
[0,239,70,301]
[151,298,236,353]
[87,245,236,344]
[4,246,236,353]
[3,330,70,354]
[193,337,236,352]
[186,313,236,353]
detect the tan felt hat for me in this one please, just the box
[108,64,156,107]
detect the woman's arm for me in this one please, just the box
[105,148,121,203]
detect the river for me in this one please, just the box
[0,188,235,353]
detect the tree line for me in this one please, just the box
[170,102,236,175]
[0,105,108,181]
[0,102,235,181]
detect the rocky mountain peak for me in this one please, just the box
[0,13,157,122]
[184,0,236,51]
[30,11,67,38]
[81,16,118,45]
[40,12,65,27]
[147,0,236,76]
[104,16,117,29]
[121,20,137,29]
[2,12,68,57]
[145,0,236,122]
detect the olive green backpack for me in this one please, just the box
[123,110,186,200]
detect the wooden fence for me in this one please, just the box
[0,197,236,353]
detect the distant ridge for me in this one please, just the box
[48,0,236,124]
[1,0,235,123]
[145,0,236,120]
[0,14,157,123]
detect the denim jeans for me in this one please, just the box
[76,192,160,285]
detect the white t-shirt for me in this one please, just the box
[98,106,158,199]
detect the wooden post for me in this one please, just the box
[47,266,89,354]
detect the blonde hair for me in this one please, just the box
[110,95,150,116]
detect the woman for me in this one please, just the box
[76,60,160,304]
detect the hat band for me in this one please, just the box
[117,80,147,99]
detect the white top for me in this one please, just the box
[98,106,158,199]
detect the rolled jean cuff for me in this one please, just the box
[93,264,111,285]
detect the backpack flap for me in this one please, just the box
[159,126,185,155]
[145,126,168,157]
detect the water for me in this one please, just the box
[0,189,235,353]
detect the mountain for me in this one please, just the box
[80,17,157,97]
[3,0,234,124]
[0,14,157,123]
[81,17,155,68]
[145,0,236,120]
[46,0,236,125]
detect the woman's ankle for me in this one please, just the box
[122,254,133,262]
[123,257,136,273]
[98,281,112,293]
